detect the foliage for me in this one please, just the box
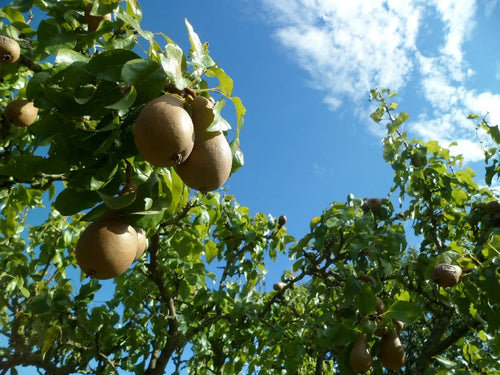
[0,2,499,375]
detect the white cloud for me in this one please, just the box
[260,0,500,163]
[262,0,422,107]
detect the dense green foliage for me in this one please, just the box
[1,1,499,374]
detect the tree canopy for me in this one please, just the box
[1,1,499,374]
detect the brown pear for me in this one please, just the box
[432,264,462,288]
[0,34,20,64]
[4,100,38,127]
[484,200,500,214]
[273,282,286,291]
[76,215,138,280]
[85,3,112,32]
[393,319,404,332]
[362,198,382,212]
[177,95,232,193]
[376,297,385,315]
[134,94,194,167]
[349,333,373,373]
[379,329,406,371]
[134,227,147,260]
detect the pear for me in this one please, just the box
[362,198,382,212]
[177,95,232,193]
[393,319,404,332]
[134,94,195,167]
[76,215,138,280]
[349,333,373,373]
[134,227,148,260]
[273,282,286,291]
[484,200,500,214]
[379,329,406,371]
[4,100,38,127]
[0,34,20,64]
[376,297,385,315]
[432,264,462,288]
[85,3,112,32]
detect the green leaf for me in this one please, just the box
[386,300,422,323]
[161,43,187,90]
[121,59,163,84]
[205,240,218,263]
[230,96,246,138]
[86,50,141,82]
[121,59,166,104]
[106,85,137,114]
[53,188,100,216]
[206,66,233,97]
[185,18,215,69]
[42,324,61,360]
[230,138,244,174]
[98,191,137,210]
[207,100,231,132]
[36,20,76,54]
[436,251,460,265]
[55,49,90,65]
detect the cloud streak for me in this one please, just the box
[261,0,500,162]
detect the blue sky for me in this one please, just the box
[140,0,500,240]
[8,0,500,373]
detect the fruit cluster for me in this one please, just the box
[134,94,233,194]
[349,296,406,373]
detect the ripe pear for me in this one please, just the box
[432,263,462,288]
[362,198,382,212]
[379,329,406,371]
[85,3,112,32]
[484,200,500,214]
[349,333,373,373]
[134,94,195,167]
[273,282,286,291]
[393,319,404,332]
[134,227,147,260]
[177,95,232,193]
[0,34,20,64]
[76,215,138,280]
[4,100,38,127]
[376,297,385,315]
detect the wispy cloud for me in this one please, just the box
[260,0,500,162]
